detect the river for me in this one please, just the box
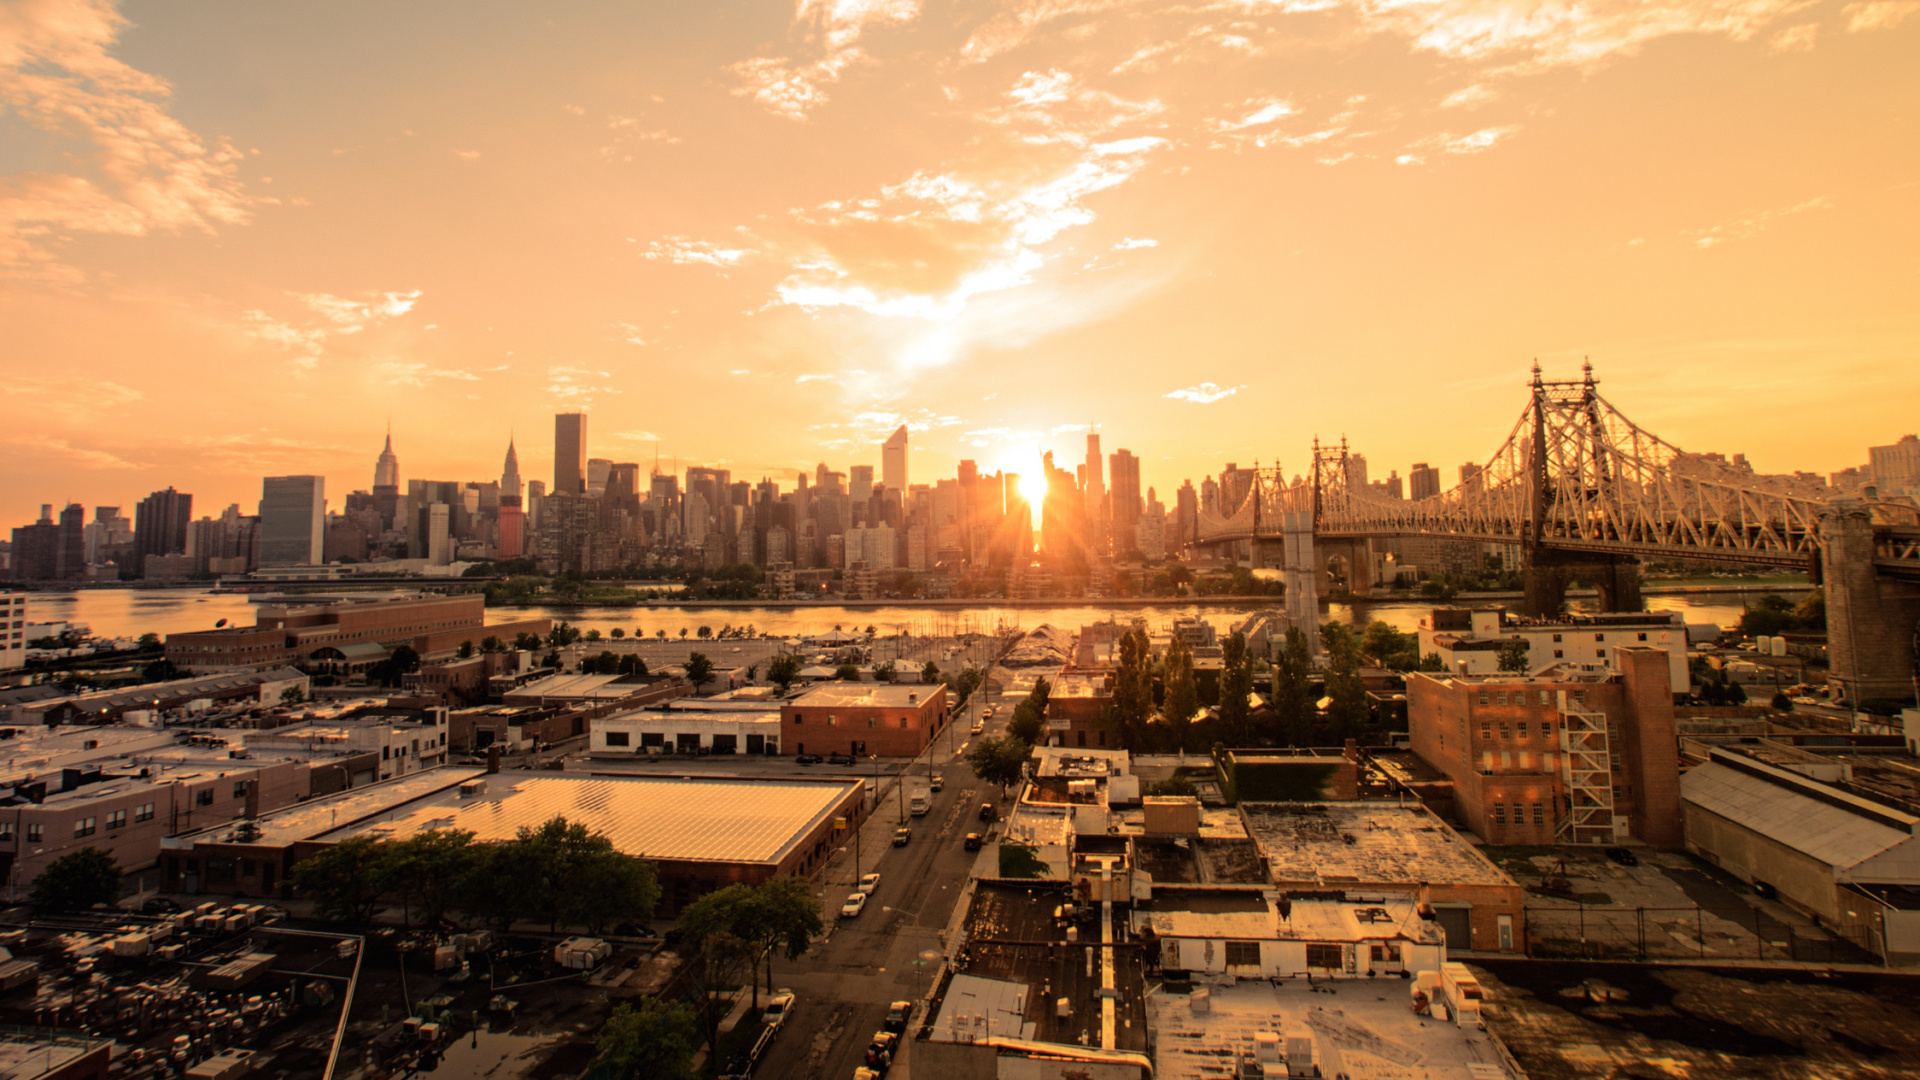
[24,587,1793,641]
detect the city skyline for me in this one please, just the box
[3,1,1917,527]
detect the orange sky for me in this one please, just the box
[2,0,1917,527]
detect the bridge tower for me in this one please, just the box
[1519,362,1644,617]
[1824,500,1920,706]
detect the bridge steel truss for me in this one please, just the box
[1191,364,1920,572]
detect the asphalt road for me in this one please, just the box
[751,687,1009,1080]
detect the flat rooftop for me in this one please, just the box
[1240,802,1516,889]
[1141,891,1444,948]
[789,684,941,708]
[952,883,1149,1053]
[504,673,648,699]
[187,768,486,847]
[1147,977,1518,1080]
[320,772,862,865]
[1134,837,1270,885]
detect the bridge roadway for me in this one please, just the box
[749,684,1008,1080]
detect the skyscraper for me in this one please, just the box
[1084,433,1105,519]
[588,458,613,496]
[374,429,400,489]
[1409,462,1441,501]
[849,465,874,508]
[259,475,325,567]
[555,412,587,495]
[1108,449,1142,542]
[133,487,193,569]
[882,425,908,492]
[501,436,522,502]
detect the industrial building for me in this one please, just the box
[164,594,550,674]
[1405,647,1682,846]
[780,683,949,758]
[1681,746,1920,963]
[590,698,785,756]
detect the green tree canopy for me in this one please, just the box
[921,659,941,684]
[1218,631,1254,745]
[591,997,700,1080]
[685,652,715,692]
[291,835,390,925]
[767,654,802,692]
[835,663,862,681]
[1496,639,1531,673]
[967,735,1031,792]
[30,848,121,913]
[1162,631,1199,752]
[1009,677,1051,745]
[1320,621,1370,738]
[1105,628,1154,750]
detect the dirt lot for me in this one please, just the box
[1473,959,1920,1080]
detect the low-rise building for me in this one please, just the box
[780,683,949,758]
[0,592,26,672]
[1417,606,1691,694]
[1140,889,1446,979]
[1045,670,1115,749]
[1239,801,1527,953]
[591,699,786,756]
[165,594,550,674]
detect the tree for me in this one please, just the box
[548,622,583,647]
[1218,631,1254,745]
[1009,677,1050,745]
[142,658,178,682]
[1320,622,1370,737]
[1106,628,1154,750]
[137,632,161,652]
[610,628,626,639]
[30,848,121,912]
[835,663,862,681]
[280,685,306,706]
[921,659,940,684]
[379,829,480,927]
[743,875,823,995]
[617,654,649,677]
[480,635,503,653]
[1771,691,1793,711]
[457,640,475,659]
[584,629,602,642]
[291,836,390,925]
[368,645,421,688]
[591,997,700,1080]
[768,654,802,692]
[685,652,715,693]
[1163,631,1199,752]
[679,627,689,639]
[1150,776,1197,797]
[697,625,713,639]
[1360,621,1421,671]
[488,816,660,934]
[1495,639,1531,673]
[967,735,1030,794]
[514,632,543,651]
[874,660,898,683]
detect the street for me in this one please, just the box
[750,684,1007,1080]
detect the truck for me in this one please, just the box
[908,789,930,816]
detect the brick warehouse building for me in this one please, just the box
[166,594,549,673]
[1405,647,1681,846]
[780,683,950,758]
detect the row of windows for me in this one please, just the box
[1545,632,1650,643]
[1492,802,1547,826]
[1479,689,1589,707]
[792,715,911,729]
[1481,721,1557,741]
[0,800,157,843]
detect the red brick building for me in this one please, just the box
[781,683,949,758]
[1406,647,1681,846]
[1045,670,1116,748]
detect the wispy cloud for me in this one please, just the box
[1164,382,1243,404]
[296,290,421,330]
[643,237,755,268]
[613,322,648,346]
[545,365,621,403]
[1,376,144,422]
[618,429,664,442]
[1843,0,1920,30]
[1114,237,1158,250]
[731,0,924,120]
[0,0,251,279]
[376,360,489,388]
[1688,196,1832,248]
[239,310,326,371]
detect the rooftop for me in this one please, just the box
[503,673,650,700]
[182,767,486,847]
[1141,890,1444,947]
[1240,802,1516,889]
[950,883,1149,1053]
[320,772,862,865]
[789,684,942,708]
[1147,976,1518,1080]
[1681,750,1919,870]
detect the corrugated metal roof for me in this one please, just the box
[323,773,860,865]
[1682,761,1915,870]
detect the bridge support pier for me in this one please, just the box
[1522,550,1643,617]
[1824,501,1920,707]
[1322,538,1373,598]
[1281,512,1320,653]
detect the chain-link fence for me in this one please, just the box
[1526,904,1875,963]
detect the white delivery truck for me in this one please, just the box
[908,789,930,816]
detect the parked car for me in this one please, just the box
[142,897,182,915]
[827,752,856,766]
[892,827,912,846]
[763,990,795,1032]
[840,893,869,917]
[857,873,882,895]
[963,832,984,851]
[1604,847,1639,867]
[795,754,823,765]
[929,772,944,792]
[978,802,997,822]
[883,1000,914,1034]
[970,720,985,734]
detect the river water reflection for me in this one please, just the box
[30,586,1791,642]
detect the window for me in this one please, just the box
[1478,692,1489,705]
[1533,803,1545,825]
[1480,723,1491,739]
[1493,803,1506,825]
[135,802,155,823]
[73,817,96,838]
[1224,941,1262,968]
[1305,943,1343,969]
[196,789,214,807]
[26,824,41,842]
[1596,649,1606,658]
[1552,634,1562,643]
[868,717,877,728]
[604,731,630,747]
[0,823,12,841]
[1539,690,1551,705]
[1543,721,1554,738]
[1518,722,1528,738]
[1637,632,1648,642]
[1495,692,1506,705]
[1370,944,1387,961]
[899,717,909,728]
[234,781,248,799]
[793,715,804,725]
[107,809,126,829]
[1498,724,1509,740]
[1594,633,1605,641]
[1553,650,1564,658]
